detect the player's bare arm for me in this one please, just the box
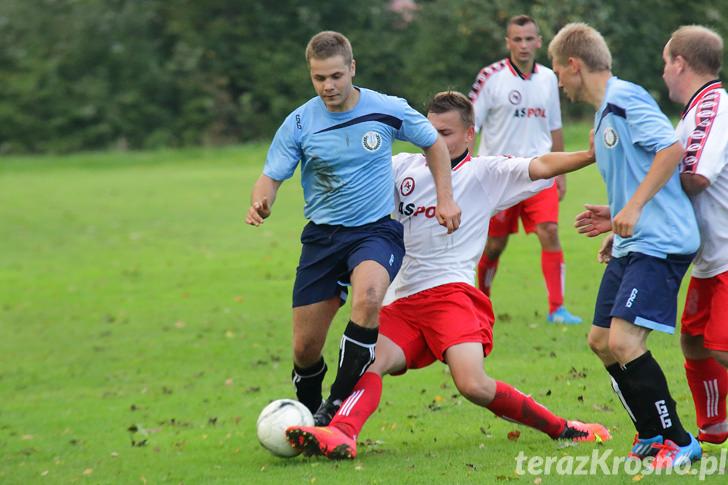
[574,204,611,237]
[529,128,595,179]
[550,129,567,200]
[246,174,282,226]
[424,136,462,233]
[680,172,711,195]
[612,141,684,237]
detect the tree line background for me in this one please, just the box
[1,0,726,153]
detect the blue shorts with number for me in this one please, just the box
[593,251,693,334]
[292,217,404,308]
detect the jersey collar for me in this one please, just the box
[506,57,538,80]
[681,80,722,119]
[452,150,472,171]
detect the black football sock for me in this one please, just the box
[291,357,327,414]
[606,362,660,438]
[621,351,691,446]
[328,320,377,405]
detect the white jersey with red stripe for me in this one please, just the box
[677,80,728,278]
[384,152,552,303]
[469,58,562,157]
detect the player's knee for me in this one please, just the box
[587,331,609,357]
[710,350,728,369]
[351,286,384,319]
[485,239,507,260]
[536,223,560,249]
[454,375,495,404]
[293,338,323,367]
[680,333,710,360]
[607,335,641,363]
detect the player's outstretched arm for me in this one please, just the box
[424,136,461,234]
[529,129,595,180]
[574,204,611,237]
[246,174,282,226]
[550,129,567,201]
[612,141,683,237]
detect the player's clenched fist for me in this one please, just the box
[436,198,462,234]
[246,197,271,226]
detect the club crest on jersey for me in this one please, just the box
[400,177,415,196]
[362,131,382,152]
[508,90,522,105]
[603,127,619,148]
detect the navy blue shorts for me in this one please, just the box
[593,252,693,334]
[292,217,405,308]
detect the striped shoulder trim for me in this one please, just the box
[682,88,721,174]
[468,59,508,101]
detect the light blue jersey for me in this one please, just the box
[594,77,699,258]
[264,87,438,226]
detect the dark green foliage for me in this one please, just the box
[0,0,726,153]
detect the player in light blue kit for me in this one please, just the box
[549,23,701,469]
[246,31,461,426]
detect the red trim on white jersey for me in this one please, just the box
[452,152,473,171]
[506,58,537,81]
[682,84,721,174]
[682,80,723,119]
[468,59,508,101]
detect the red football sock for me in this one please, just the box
[685,357,728,429]
[477,252,498,296]
[330,371,382,439]
[486,381,566,438]
[541,250,564,313]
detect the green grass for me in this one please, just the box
[0,124,722,483]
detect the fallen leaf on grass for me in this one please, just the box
[507,430,521,441]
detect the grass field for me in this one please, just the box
[1,124,722,483]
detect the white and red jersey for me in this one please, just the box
[384,152,552,303]
[469,58,562,157]
[677,80,728,278]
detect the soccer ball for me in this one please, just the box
[256,399,314,457]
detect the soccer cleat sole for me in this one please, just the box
[285,427,355,460]
[286,428,322,457]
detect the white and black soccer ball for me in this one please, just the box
[256,399,314,457]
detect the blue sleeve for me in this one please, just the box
[263,113,302,181]
[396,101,438,148]
[627,90,678,153]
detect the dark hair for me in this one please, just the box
[508,14,538,32]
[427,91,474,127]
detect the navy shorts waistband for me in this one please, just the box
[306,216,392,232]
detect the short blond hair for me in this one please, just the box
[305,31,353,65]
[668,25,723,76]
[548,23,612,72]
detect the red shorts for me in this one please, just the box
[488,183,559,237]
[379,283,495,374]
[681,272,728,351]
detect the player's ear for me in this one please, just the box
[466,125,475,143]
[350,59,356,77]
[567,57,579,73]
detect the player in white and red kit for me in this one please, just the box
[662,26,728,448]
[469,15,581,324]
[286,91,610,459]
